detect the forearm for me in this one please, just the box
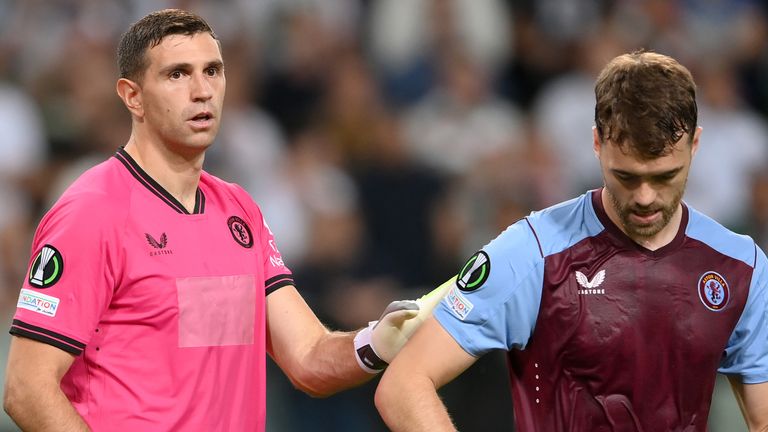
[729,377,768,432]
[5,337,87,431]
[290,329,373,397]
[267,284,439,397]
[5,383,90,431]
[376,372,455,431]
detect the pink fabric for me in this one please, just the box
[177,275,256,347]
[11,156,291,431]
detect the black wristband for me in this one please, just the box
[356,344,388,371]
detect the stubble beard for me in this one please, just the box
[607,186,684,240]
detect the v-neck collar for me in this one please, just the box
[591,189,687,257]
[114,147,206,215]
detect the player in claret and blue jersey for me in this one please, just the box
[376,51,768,431]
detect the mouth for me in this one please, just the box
[188,112,214,129]
[629,210,660,225]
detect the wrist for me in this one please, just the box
[353,322,387,374]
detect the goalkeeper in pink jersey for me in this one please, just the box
[2,9,447,432]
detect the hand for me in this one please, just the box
[354,276,456,373]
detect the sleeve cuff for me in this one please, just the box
[265,274,294,295]
[9,319,85,355]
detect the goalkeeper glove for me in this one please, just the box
[353,276,456,374]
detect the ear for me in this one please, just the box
[592,126,601,159]
[690,126,702,157]
[116,78,144,118]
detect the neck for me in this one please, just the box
[601,188,683,251]
[123,133,204,213]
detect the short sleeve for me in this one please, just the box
[223,182,294,295]
[719,245,768,383]
[253,206,293,295]
[10,193,119,355]
[433,219,545,357]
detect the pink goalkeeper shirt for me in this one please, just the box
[10,148,293,431]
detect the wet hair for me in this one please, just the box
[594,50,697,159]
[117,9,218,82]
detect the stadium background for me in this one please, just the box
[1,0,767,430]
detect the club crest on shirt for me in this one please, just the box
[27,245,63,289]
[457,251,491,292]
[698,271,730,311]
[228,216,253,248]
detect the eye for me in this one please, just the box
[654,172,678,183]
[170,70,182,80]
[206,65,223,77]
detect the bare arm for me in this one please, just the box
[266,285,373,397]
[375,317,477,431]
[4,336,90,431]
[729,377,768,431]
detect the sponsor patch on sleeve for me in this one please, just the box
[17,288,60,317]
[444,285,474,320]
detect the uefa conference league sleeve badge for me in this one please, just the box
[445,251,490,321]
[28,245,64,289]
[457,251,491,292]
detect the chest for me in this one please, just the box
[112,200,264,311]
[535,238,751,368]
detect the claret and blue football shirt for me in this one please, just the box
[435,189,768,431]
[11,148,293,431]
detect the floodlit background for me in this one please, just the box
[1,0,767,430]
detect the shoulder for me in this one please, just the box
[521,192,604,257]
[200,171,265,219]
[480,193,598,272]
[64,156,125,193]
[685,204,757,267]
[46,159,128,221]
[35,158,130,242]
[200,171,251,201]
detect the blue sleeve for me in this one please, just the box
[719,245,768,384]
[433,219,544,357]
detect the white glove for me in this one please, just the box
[353,276,456,373]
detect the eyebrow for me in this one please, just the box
[611,167,684,178]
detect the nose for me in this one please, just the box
[190,72,213,102]
[634,182,657,208]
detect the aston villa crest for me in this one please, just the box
[698,271,729,311]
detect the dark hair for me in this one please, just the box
[117,9,217,81]
[594,50,697,159]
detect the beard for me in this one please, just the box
[607,186,685,239]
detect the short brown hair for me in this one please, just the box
[117,9,218,81]
[594,51,697,159]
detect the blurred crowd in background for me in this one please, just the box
[1,0,768,430]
